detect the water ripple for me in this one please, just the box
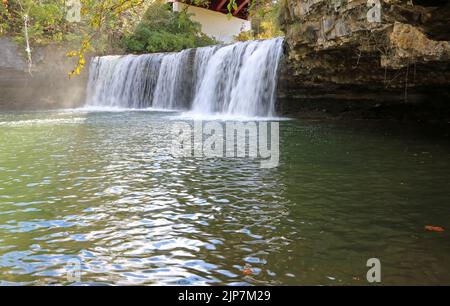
[1,111,450,285]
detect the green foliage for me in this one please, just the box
[122,2,216,53]
[236,0,283,41]
[0,0,66,44]
[227,0,238,18]
[0,0,9,34]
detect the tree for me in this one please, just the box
[121,1,216,53]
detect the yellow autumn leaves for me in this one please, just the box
[67,39,90,78]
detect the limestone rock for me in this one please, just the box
[0,37,87,110]
[278,0,450,118]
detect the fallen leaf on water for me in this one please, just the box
[243,269,252,275]
[425,225,445,232]
[243,264,253,275]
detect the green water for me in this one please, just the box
[0,110,449,285]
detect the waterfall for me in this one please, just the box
[152,49,193,110]
[86,54,164,109]
[85,37,284,117]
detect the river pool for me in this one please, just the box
[0,110,449,285]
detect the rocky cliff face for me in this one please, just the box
[0,37,87,110]
[278,0,450,120]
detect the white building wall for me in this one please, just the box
[173,2,251,43]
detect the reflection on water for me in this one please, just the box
[0,110,449,285]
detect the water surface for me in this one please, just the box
[0,110,449,285]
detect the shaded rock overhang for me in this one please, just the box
[277,0,450,106]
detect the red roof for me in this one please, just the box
[176,0,250,20]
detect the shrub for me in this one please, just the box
[122,1,216,53]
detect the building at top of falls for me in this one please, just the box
[169,0,251,43]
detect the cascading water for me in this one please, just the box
[86,54,164,109]
[152,49,193,110]
[85,37,284,117]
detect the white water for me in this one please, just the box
[86,38,284,117]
